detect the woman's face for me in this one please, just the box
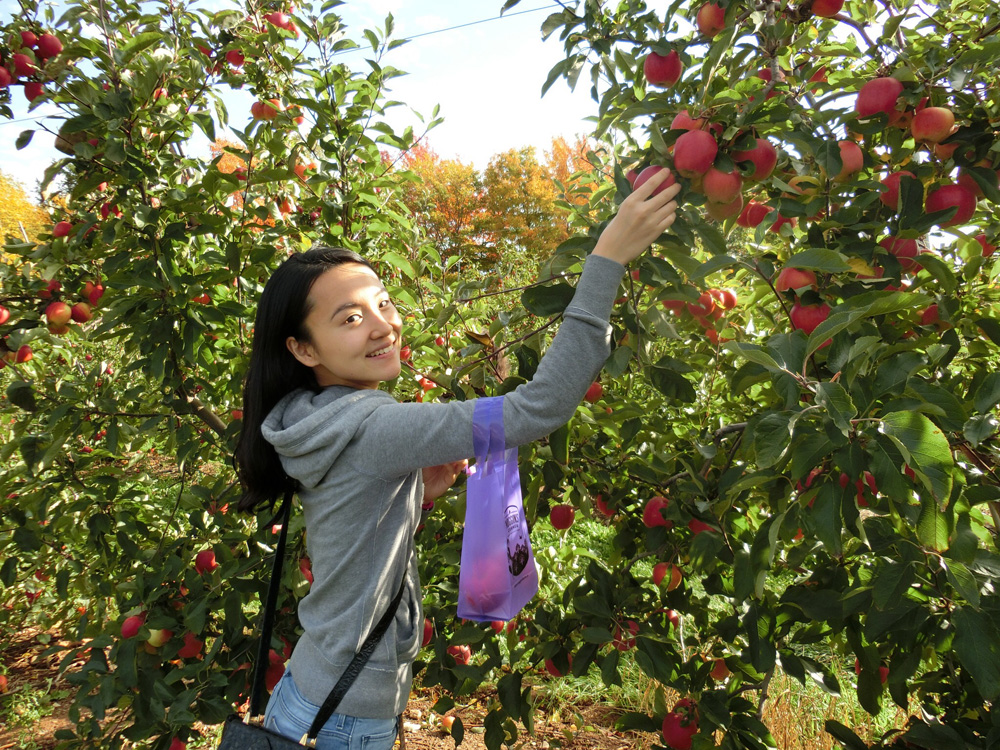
[286,263,402,389]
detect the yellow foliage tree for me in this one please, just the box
[0,170,48,245]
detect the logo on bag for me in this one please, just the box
[504,506,530,576]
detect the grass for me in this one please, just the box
[0,677,72,750]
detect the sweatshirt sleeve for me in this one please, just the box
[354,253,626,477]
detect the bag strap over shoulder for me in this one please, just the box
[246,488,408,742]
[248,489,294,719]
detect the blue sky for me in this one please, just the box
[2,1,602,195]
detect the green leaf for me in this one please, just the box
[916,494,952,552]
[944,561,980,608]
[724,342,782,370]
[751,411,793,468]
[16,130,33,150]
[824,721,867,750]
[974,373,1000,414]
[872,562,915,610]
[7,381,37,412]
[880,411,953,504]
[786,248,852,273]
[648,362,696,403]
[521,284,575,316]
[0,556,17,587]
[815,382,856,435]
[497,672,522,718]
[963,415,997,448]
[118,31,164,65]
[690,254,740,281]
[952,608,1000,701]
[974,317,1000,346]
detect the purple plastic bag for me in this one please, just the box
[457,397,539,622]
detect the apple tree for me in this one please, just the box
[461,0,998,747]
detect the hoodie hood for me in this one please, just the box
[261,385,396,488]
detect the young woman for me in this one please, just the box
[233,169,681,749]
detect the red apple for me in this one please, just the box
[613,620,639,651]
[194,549,218,574]
[121,612,146,639]
[52,221,73,238]
[225,49,245,67]
[732,138,777,181]
[880,235,922,271]
[0,68,10,88]
[45,301,72,326]
[447,644,471,665]
[687,291,716,317]
[550,504,575,530]
[146,628,173,648]
[15,345,33,363]
[250,99,282,121]
[737,200,770,228]
[911,106,955,144]
[920,305,939,326]
[642,496,672,528]
[925,183,977,227]
[20,31,38,48]
[674,130,718,178]
[70,303,92,323]
[976,234,996,258]
[670,110,704,131]
[440,715,456,733]
[789,302,831,335]
[696,3,725,37]
[644,50,683,87]
[422,618,433,647]
[594,494,615,517]
[710,658,731,680]
[879,170,916,210]
[774,266,817,293]
[835,140,864,181]
[36,33,63,59]
[855,77,904,118]
[0,305,9,325]
[299,556,313,584]
[584,381,603,402]
[662,700,698,750]
[177,632,203,659]
[24,81,44,102]
[13,53,36,78]
[811,0,844,16]
[633,165,676,196]
[705,194,744,221]
[544,655,573,677]
[702,167,742,204]
[169,738,186,750]
[687,519,714,536]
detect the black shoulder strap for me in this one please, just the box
[306,573,407,738]
[247,488,409,740]
[248,489,294,718]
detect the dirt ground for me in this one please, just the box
[0,628,652,750]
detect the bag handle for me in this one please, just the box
[472,397,506,470]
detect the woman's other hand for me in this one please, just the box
[422,459,469,502]
[592,169,682,267]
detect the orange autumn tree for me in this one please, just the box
[397,141,573,281]
[544,134,598,208]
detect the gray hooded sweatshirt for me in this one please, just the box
[260,253,625,719]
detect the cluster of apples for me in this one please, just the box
[39,278,103,335]
[659,285,738,344]
[1,29,63,102]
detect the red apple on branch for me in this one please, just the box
[911,106,955,144]
[644,50,682,87]
[855,77,904,118]
[633,165,676,196]
[550,504,575,530]
[642,496,672,528]
[696,3,725,37]
[925,183,976,227]
[789,302,831,334]
[732,138,777,181]
[674,130,718,178]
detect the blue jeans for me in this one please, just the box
[263,669,400,750]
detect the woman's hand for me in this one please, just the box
[592,169,682,267]
[422,460,469,503]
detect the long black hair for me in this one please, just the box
[234,245,375,513]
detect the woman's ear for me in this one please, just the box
[286,336,319,367]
